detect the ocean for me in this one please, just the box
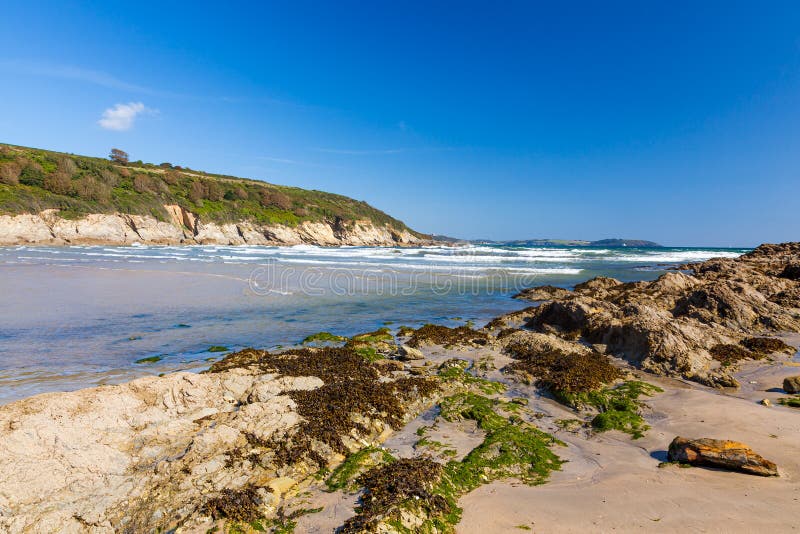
[0,244,747,404]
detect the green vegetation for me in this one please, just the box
[134,355,163,364]
[555,418,584,432]
[330,388,561,533]
[414,436,457,458]
[423,393,562,532]
[326,446,395,492]
[658,461,692,469]
[396,325,416,337]
[301,332,347,344]
[778,395,800,408]
[208,345,230,353]
[344,327,395,362]
[0,143,421,233]
[437,359,506,395]
[576,381,663,439]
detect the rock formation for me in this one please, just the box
[0,205,425,246]
[0,347,438,532]
[494,243,800,387]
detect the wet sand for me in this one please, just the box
[457,358,800,533]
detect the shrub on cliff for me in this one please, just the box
[0,142,425,236]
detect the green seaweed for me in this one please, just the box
[326,446,395,492]
[135,355,163,364]
[778,395,800,408]
[301,332,346,344]
[569,381,663,439]
[208,345,230,353]
[426,393,563,531]
[343,328,395,362]
[437,359,506,395]
[339,392,562,533]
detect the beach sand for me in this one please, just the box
[457,361,800,533]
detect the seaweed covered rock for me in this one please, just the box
[340,457,449,533]
[407,324,490,348]
[503,341,623,402]
[210,347,439,467]
[506,242,800,386]
[740,337,796,355]
[709,344,758,366]
[0,345,441,532]
[344,327,397,361]
[667,437,779,476]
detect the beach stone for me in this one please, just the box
[397,344,424,361]
[783,375,800,393]
[667,436,778,476]
[760,398,771,407]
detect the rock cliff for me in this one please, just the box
[0,205,424,246]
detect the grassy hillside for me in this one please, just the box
[0,143,419,233]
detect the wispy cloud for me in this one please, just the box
[3,59,156,94]
[256,156,304,164]
[314,147,406,155]
[98,102,155,131]
[3,59,330,110]
[253,155,336,169]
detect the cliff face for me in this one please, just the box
[0,205,424,247]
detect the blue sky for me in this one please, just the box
[1,1,799,246]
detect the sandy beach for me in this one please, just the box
[1,243,799,533]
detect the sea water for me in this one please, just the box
[0,244,746,403]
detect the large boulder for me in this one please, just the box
[667,436,778,476]
[397,344,424,361]
[783,375,800,394]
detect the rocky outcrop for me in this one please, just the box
[502,243,800,387]
[667,437,779,476]
[0,207,426,247]
[0,347,439,532]
[784,376,800,394]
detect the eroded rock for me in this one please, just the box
[0,346,440,532]
[508,242,800,386]
[667,436,779,476]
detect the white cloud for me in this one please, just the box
[97,102,153,131]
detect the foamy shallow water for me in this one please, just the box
[0,244,746,403]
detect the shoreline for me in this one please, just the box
[0,209,431,248]
[0,242,798,532]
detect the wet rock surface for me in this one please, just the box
[667,436,779,476]
[506,242,800,386]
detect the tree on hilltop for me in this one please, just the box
[109,148,129,165]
